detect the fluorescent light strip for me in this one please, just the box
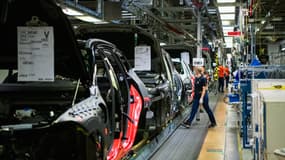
[222,20,231,25]
[62,8,84,16]
[75,16,102,22]
[218,6,235,13]
[208,8,217,14]
[121,13,133,16]
[75,16,108,24]
[217,0,236,3]
[223,26,234,31]
[260,20,266,24]
[220,14,235,20]
[121,16,137,19]
[62,6,108,24]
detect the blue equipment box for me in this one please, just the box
[228,93,240,103]
[233,81,239,91]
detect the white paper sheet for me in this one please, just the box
[193,58,204,67]
[17,27,54,81]
[134,46,151,71]
[181,51,190,65]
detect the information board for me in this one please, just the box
[17,27,54,81]
[181,51,190,65]
[134,46,151,71]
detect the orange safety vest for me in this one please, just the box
[224,67,230,77]
[218,66,224,78]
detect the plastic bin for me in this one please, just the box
[228,93,240,103]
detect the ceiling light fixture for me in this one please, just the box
[121,15,137,19]
[261,20,266,24]
[208,8,217,14]
[222,20,231,25]
[62,7,84,16]
[220,14,235,20]
[217,0,236,3]
[223,26,234,31]
[61,6,108,24]
[75,16,108,24]
[218,6,235,13]
[121,13,133,16]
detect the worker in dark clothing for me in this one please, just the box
[218,64,225,92]
[183,67,217,128]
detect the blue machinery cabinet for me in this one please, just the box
[240,79,252,148]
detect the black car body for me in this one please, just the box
[161,49,186,113]
[162,44,195,102]
[75,24,175,139]
[162,44,194,69]
[78,38,149,160]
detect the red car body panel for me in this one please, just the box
[107,84,143,160]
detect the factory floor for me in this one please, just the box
[148,91,253,160]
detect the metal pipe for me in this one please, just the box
[97,0,104,19]
[197,9,202,58]
[250,24,255,63]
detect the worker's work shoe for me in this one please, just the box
[208,123,217,128]
[182,121,191,128]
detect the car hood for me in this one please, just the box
[0,0,90,84]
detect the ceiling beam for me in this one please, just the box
[155,7,194,12]
[163,19,194,23]
[257,32,285,35]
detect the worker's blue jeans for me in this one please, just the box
[186,92,216,125]
[203,92,216,124]
[218,77,224,92]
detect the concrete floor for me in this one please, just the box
[150,92,220,160]
[131,91,253,160]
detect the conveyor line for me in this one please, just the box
[128,93,220,160]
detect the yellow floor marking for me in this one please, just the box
[198,95,227,160]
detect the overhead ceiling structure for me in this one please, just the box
[248,0,285,45]
[217,0,240,49]
[60,0,108,24]
[120,0,224,47]
[59,0,225,49]
[59,0,285,60]
[120,0,199,45]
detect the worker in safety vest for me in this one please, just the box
[218,64,225,92]
[224,66,230,89]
